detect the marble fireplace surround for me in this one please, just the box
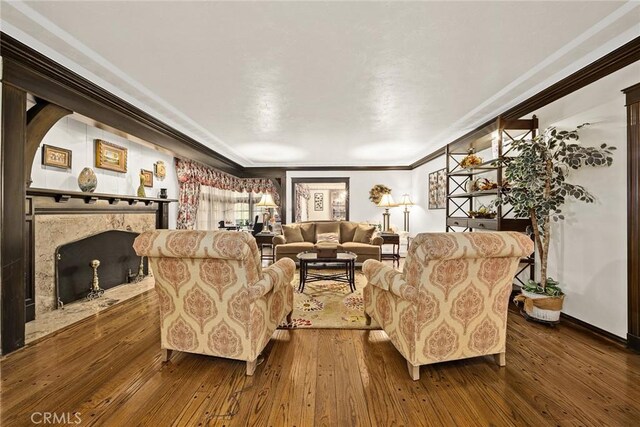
[35,213,155,316]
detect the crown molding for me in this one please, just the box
[1,32,638,174]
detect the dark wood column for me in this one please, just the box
[1,84,27,354]
[624,82,640,352]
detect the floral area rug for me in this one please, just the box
[279,269,380,330]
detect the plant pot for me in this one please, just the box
[519,290,564,322]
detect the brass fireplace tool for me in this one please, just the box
[128,256,148,283]
[87,259,105,300]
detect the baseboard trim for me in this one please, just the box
[559,312,626,345]
[627,333,640,352]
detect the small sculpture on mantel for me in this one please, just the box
[137,171,146,197]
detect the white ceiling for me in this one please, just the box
[2,1,639,167]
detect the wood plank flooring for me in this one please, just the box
[2,286,640,426]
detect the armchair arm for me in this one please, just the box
[272,235,286,246]
[362,259,416,302]
[249,258,295,302]
[371,236,384,246]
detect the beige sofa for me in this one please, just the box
[273,220,382,263]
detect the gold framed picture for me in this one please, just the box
[95,139,127,173]
[42,144,72,169]
[154,160,166,180]
[141,169,153,187]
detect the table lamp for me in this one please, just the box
[377,194,397,232]
[255,193,278,233]
[398,194,414,232]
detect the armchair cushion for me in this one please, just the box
[354,224,376,243]
[282,225,304,243]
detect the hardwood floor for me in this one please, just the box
[2,288,640,426]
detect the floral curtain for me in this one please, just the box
[295,183,311,223]
[175,158,280,229]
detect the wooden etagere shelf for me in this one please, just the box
[445,116,538,286]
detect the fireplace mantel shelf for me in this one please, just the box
[27,187,177,206]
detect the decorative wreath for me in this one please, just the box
[369,184,391,205]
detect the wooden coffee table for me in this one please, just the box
[296,251,357,293]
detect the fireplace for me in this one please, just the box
[55,230,149,307]
[26,187,175,320]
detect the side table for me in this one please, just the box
[380,233,400,267]
[254,232,275,264]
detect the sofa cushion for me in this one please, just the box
[342,242,380,255]
[282,225,304,243]
[299,223,316,243]
[315,222,340,241]
[317,232,340,243]
[353,224,376,243]
[275,242,315,254]
[339,221,358,243]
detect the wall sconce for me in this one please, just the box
[377,194,397,232]
[255,193,277,233]
[398,194,414,232]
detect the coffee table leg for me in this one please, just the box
[350,260,355,292]
[298,260,304,292]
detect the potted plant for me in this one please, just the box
[495,124,615,322]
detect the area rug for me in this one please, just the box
[279,269,380,330]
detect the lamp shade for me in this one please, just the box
[255,193,277,208]
[377,194,397,208]
[398,194,414,206]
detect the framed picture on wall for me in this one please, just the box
[141,169,153,187]
[42,144,72,169]
[314,193,324,211]
[428,168,446,209]
[95,139,128,173]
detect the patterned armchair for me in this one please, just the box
[133,230,295,375]
[362,232,534,380]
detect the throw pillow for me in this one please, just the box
[339,221,358,243]
[353,224,376,244]
[299,223,316,242]
[282,225,304,243]
[316,232,340,244]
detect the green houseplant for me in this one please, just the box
[495,124,615,322]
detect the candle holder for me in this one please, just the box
[87,259,105,300]
[133,256,147,283]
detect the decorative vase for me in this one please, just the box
[159,188,168,199]
[77,167,97,193]
[466,178,477,193]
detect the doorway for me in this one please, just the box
[291,178,350,223]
